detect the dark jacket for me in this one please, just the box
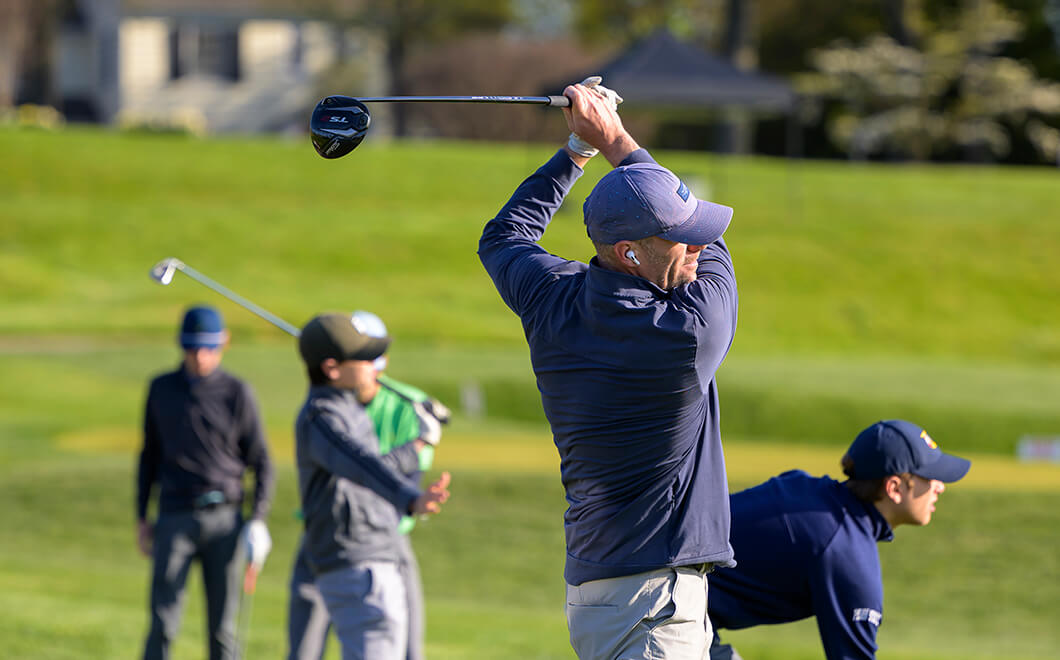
[137,365,274,520]
[295,385,421,575]
[709,470,894,660]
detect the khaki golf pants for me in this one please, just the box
[566,565,713,660]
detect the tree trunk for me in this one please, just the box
[1046,0,1060,54]
[718,0,756,154]
[880,0,917,47]
[722,0,756,69]
[386,29,408,137]
[0,0,31,106]
[15,0,58,107]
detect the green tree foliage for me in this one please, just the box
[573,0,725,46]
[798,0,1060,162]
[758,0,886,73]
[323,0,515,40]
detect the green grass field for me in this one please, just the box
[1,125,1058,658]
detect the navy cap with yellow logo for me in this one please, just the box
[845,419,971,483]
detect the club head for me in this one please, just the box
[310,96,371,159]
[150,258,182,285]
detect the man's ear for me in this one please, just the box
[883,475,905,504]
[613,240,638,268]
[320,358,339,380]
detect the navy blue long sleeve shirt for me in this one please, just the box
[708,470,894,660]
[478,148,738,586]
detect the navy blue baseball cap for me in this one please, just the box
[179,305,227,349]
[846,420,971,483]
[583,162,733,245]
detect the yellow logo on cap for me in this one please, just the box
[921,429,937,449]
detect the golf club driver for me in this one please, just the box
[310,93,572,159]
[149,257,301,337]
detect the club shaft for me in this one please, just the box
[234,577,254,660]
[352,95,570,107]
[175,263,301,337]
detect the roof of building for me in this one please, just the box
[551,29,795,111]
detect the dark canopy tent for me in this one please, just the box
[548,29,799,155]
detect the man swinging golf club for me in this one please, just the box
[479,77,738,659]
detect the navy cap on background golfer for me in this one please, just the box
[583,162,734,245]
[179,305,227,349]
[846,419,971,482]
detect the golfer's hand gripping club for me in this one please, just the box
[414,401,443,447]
[567,76,623,158]
[422,397,452,425]
[243,519,272,572]
[564,82,638,167]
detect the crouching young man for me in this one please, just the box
[709,419,971,660]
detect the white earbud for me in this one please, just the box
[625,249,640,265]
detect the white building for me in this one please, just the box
[47,0,386,133]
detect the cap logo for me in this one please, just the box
[676,180,690,202]
[921,429,937,449]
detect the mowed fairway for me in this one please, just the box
[1,126,1058,658]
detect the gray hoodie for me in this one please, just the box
[295,385,422,575]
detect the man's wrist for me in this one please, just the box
[599,134,641,167]
[567,133,598,158]
[563,144,593,169]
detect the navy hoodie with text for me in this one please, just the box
[709,470,894,660]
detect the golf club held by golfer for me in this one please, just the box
[149,258,301,337]
[310,87,594,159]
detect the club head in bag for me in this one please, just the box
[310,96,371,159]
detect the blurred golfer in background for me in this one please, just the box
[287,310,450,660]
[708,419,971,660]
[136,304,275,660]
[479,78,738,659]
[294,312,450,660]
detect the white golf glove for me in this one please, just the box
[568,76,624,158]
[422,397,452,425]
[243,519,272,570]
[414,401,442,447]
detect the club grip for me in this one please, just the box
[244,565,258,595]
[547,95,571,108]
